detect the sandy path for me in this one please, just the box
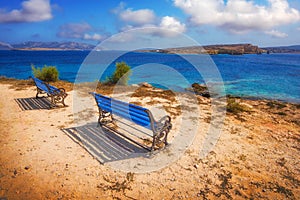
[0,83,299,199]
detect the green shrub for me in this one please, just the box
[106,62,131,85]
[32,65,59,82]
[227,98,251,114]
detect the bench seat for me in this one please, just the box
[90,92,172,151]
[30,76,68,107]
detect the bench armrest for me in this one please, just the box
[58,87,66,93]
[157,115,171,124]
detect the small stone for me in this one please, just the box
[169,188,176,191]
[139,82,152,88]
[194,164,199,169]
[24,166,30,170]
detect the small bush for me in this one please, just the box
[227,98,251,114]
[266,101,286,109]
[106,62,131,85]
[32,65,59,82]
[276,111,287,116]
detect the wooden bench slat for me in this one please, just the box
[95,94,151,123]
[96,100,151,127]
[95,93,148,112]
[100,102,151,124]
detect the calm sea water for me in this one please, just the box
[0,50,299,103]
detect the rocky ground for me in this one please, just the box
[0,80,299,199]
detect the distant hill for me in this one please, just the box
[141,44,264,55]
[0,42,13,50]
[10,41,95,50]
[262,45,300,53]
[1,41,300,53]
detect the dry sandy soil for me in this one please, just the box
[0,81,299,200]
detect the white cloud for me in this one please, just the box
[119,8,156,25]
[114,4,186,37]
[265,30,288,38]
[57,22,105,41]
[83,33,104,41]
[0,0,52,23]
[174,0,300,33]
[150,16,186,37]
[159,16,186,34]
[108,31,136,43]
[57,23,92,39]
[120,16,186,37]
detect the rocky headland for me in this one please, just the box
[140,44,264,55]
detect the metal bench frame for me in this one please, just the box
[90,92,172,151]
[30,76,68,107]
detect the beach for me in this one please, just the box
[0,80,299,199]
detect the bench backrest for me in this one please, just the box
[92,93,152,129]
[31,76,58,94]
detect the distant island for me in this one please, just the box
[142,44,263,55]
[262,45,300,54]
[0,41,299,54]
[141,44,300,55]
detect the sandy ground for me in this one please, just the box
[0,83,299,200]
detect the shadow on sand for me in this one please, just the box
[62,122,150,164]
[15,97,52,110]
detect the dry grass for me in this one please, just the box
[0,76,74,92]
[0,76,34,90]
[131,86,182,117]
[131,86,176,102]
[49,80,74,92]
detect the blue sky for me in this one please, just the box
[0,0,299,47]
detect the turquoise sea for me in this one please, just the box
[0,50,299,103]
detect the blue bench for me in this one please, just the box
[30,76,68,107]
[90,92,172,151]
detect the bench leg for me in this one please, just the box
[36,88,44,98]
[151,136,156,151]
[49,96,56,108]
[98,110,112,126]
[61,98,66,106]
[164,132,169,145]
[51,94,67,107]
[97,115,102,127]
[151,122,172,151]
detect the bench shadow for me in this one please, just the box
[62,122,150,164]
[15,97,52,110]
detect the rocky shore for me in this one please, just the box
[0,79,299,199]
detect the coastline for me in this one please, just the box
[0,79,299,199]
[1,51,299,104]
[1,76,299,104]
